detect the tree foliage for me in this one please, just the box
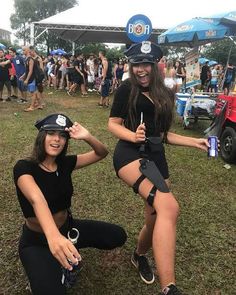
[201,38,236,65]
[10,0,78,48]
[159,38,236,66]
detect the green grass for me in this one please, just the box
[0,90,235,295]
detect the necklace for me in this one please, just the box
[40,162,59,176]
[139,85,150,92]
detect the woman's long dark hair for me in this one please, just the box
[127,63,175,134]
[27,131,69,164]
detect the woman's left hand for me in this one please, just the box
[66,122,90,140]
[195,138,210,152]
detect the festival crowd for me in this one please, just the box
[0,45,235,112]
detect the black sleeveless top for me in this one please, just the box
[25,56,36,83]
[103,59,113,79]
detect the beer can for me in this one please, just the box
[208,136,218,157]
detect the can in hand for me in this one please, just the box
[208,136,218,157]
[61,228,82,288]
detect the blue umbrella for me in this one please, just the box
[50,49,67,55]
[203,11,236,66]
[203,11,236,34]
[0,43,6,50]
[204,11,236,25]
[198,57,209,65]
[158,17,231,47]
[208,60,218,66]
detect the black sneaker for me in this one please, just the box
[131,250,155,284]
[160,284,182,295]
[6,97,11,101]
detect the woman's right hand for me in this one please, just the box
[47,233,81,270]
[134,123,146,143]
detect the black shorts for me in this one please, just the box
[113,140,169,179]
[11,76,17,87]
[223,82,231,90]
[72,73,84,85]
[0,80,11,91]
[101,78,110,97]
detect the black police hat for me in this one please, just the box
[35,113,73,131]
[124,41,163,64]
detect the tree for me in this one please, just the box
[10,0,78,48]
[202,39,236,65]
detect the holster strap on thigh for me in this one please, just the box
[132,174,146,194]
[139,159,170,193]
[147,185,157,207]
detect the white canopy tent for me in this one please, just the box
[32,0,166,44]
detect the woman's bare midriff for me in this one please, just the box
[25,209,68,233]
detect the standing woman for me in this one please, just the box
[108,41,209,295]
[163,59,177,93]
[13,114,127,294]
[114,59,125,88]
[174,60,186,93]
[122,58,130,81]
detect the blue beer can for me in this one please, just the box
[208,136,218,157]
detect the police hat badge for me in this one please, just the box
[124,41,163,64]
[35,113,73,131]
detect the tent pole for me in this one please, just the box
[30,23,34,45]
[72,42,75,55]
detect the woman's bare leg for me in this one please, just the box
[136,202,156,255]
[118,159,179,289]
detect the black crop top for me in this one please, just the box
[110,79,162,137]
[13,155,77,218]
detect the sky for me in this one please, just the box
[1,0,236,39]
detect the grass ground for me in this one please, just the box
[0,90,235,295]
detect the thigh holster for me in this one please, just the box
[132,158,169,209]
[139,159,169,193]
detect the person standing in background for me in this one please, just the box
[29,46,45,109]
[174,60,186,93]
[163,60,177,93]
[223,63,234,95]
[157,56,167,80]
[21,46,38,112]
[86,53,96,92]
[0,48,12,102]
[98,50,113,107]
[113,59,124,91]
[67,53,88,97]
[5,49,18,100]
[122,59,129,82]
[8,47,28,104]
[209,64,219,93]
[200,61,211,91]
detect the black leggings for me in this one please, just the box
[19,218,127,295]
